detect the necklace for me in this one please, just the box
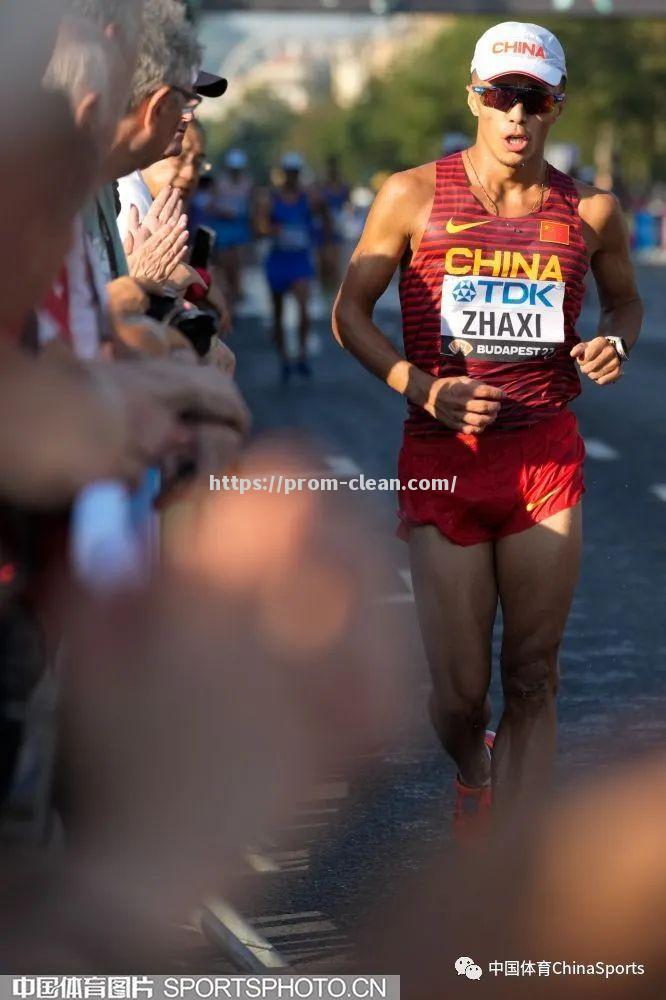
[464,149,548,220]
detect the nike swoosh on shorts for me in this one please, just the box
[445,218,494,234]
[526,486,562,513]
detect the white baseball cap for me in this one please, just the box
[471,22,567,87]
[281,151,305,172]
[225,148,247,170]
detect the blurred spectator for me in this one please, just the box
[142,120,208,207]
[43,0,245,502]
[314,155,350,295]
[99,0,202,285]
[1,445,404,970]
[208,149,254,312]
[41,1,143,358]
[0,0,69,93]
[0,93,98,345]
[142,122,234,351]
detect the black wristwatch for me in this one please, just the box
[606,336,630,362]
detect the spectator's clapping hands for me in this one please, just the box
[123,186,183,252]
[126,218,190,285]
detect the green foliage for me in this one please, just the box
[205,87,298,184]
[550,18,666,185]
[206,15,666,188]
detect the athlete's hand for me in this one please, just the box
[422,376,503,435]
[570,337,623,386]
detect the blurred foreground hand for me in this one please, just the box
[43,443,406,964]
[0,344,179,505]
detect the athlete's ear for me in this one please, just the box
[466,86,480,119]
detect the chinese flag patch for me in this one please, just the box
[540,221,570,245]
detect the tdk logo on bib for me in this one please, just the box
[442,274,565,362]
[477,280,557,307]
[452,280,477,303]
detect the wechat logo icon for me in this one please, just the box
[455,957,483,980]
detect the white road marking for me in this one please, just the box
[649,484,666,502]
[245,850,280,874]
[398,568,414,594]
[325,455,362,477]
[584,438,620,461]
[200,898,288,970]
[258,917,337,939]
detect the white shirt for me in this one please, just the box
[116,169,153,242]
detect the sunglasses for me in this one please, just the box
[471,85,566,116]
[170,85,203,114]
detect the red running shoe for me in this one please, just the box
[452,731,495,846]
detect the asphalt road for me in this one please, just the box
[210,257,666,968]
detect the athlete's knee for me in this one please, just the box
[429,688,490,736]
[501,648,559,711]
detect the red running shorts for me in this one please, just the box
[397,408,585,547]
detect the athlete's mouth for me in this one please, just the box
[504,134,530,152]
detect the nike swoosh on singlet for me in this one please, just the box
[526,486,562,513]
[445,218,494,234]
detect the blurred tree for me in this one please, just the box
[204,87,297,184]
[553,19,666,192]
[203,15,666,193]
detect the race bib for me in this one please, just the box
[277,224,310,251]
[217,195,244,218]
[441,274,565,362]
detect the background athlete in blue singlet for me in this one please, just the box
[256,152,329,383]
[209,148,254,314]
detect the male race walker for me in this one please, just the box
[334,22,642,841]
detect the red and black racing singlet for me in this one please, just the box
[400,151,589,435]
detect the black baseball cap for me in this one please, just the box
[195,70,228,98]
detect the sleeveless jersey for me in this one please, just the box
[210,176,252,248]
[214,176,252,221]
[270,190,314,253]
[400,151,589,436]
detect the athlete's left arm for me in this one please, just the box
[571,192,643,386]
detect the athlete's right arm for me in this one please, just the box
[333,172,502,435]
